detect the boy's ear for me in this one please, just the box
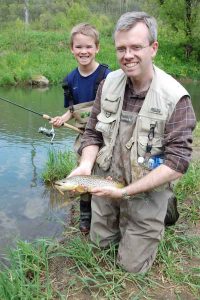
[96,45,100,53]
[70,46,74,54]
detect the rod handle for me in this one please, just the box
[42,114,83,134]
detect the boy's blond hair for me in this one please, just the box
[70,23,100,47]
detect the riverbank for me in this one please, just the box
[0,28,200,87]
[0,124,199,299]
[0,172,199,299]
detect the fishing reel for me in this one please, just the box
[38,125,55,143]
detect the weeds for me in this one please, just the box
[174,160,200,224]
[0,239,57,299]
[41,148,76,183]
[156,227,200,295]
[193,122,200,147]
[0,222,199,299]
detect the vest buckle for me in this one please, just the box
[126,137,134,149]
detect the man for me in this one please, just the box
[69,12,196,273]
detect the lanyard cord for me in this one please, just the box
[146,123,157,155]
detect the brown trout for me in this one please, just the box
[54,175,124,195]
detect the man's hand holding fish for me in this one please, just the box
[54,175,124,196]
[90,185,125,199]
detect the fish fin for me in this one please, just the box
[76,186,86,193]
[54,185,64,196]
[117,183,125,188]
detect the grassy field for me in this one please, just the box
[0,27,199,87]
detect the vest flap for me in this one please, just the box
[103,94,121,114]
[97,111,117,123]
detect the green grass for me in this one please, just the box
[0,26,199,87]
[193,122,200,147]
[0,223,199,299]
[41,148,77,183]
[0,239,55,299]
[174,160,200,224]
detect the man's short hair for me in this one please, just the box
[114,11,157,43]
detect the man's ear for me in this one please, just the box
[151,41,158,58]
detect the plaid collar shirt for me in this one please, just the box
[79,78,196,174]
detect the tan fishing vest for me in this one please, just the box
[95,66,190,180]
[72,101,94,129]
[71,101,94,154]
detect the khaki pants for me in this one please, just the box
[90,187,173,273]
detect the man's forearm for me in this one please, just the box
[125,165,183,196]
[79,145,99,171]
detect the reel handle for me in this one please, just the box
[42,114,83,134]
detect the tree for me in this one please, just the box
[24,0,29,25]
[158,0,200,59]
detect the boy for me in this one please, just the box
[51,23,111,234]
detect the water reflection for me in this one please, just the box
[45,185,76,210]
[0,86,76,255]
[180,79,200,121]
[30,143,37,187]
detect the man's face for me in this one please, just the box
[114,22,158,81]
[71,33,99,67]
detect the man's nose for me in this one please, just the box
[124,48,134,59]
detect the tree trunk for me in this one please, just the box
[24,0,29,25]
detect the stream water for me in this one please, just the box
[0,86,76,256]
[0,80,199,256]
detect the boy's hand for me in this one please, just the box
[50,116,63,127]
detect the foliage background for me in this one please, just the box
[0,0,199,86]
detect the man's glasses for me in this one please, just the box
[116,44,152,55]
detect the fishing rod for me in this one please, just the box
[0,96,83,134]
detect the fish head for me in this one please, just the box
[54,177,88,194]
[54,178,77,191]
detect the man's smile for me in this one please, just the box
[125,62,138,68]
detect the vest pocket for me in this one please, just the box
[102,94,121,113]
[95,121,115,138]
[96,145,112,171]
[138,115,166,136]
[137,136,163,158]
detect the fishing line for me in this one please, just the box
[0,95,44,117]
[0,95,56,142]
[0,95,83,134]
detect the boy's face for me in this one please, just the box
[71,33,99,67]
